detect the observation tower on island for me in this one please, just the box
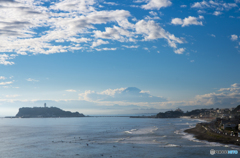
[44,103,46,108]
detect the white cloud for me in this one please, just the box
[191,0,238,14]
[67,38,92,43]
[197,10,206,14]
[135,20,183,48]
[103,2,118,6]
[231,83,240,88]
[50,0,96,13]
[66,89,77,92]
[96,48,117,51]
[231,34,238,41]
[213,11,222,16]
[191,1,237,9]
[154,83,240,108]
[144,11,160,20]
[144,15,160,20]
[180,5,187,8]
[211,34,216,37]
[0,76,6,80]
[174,48,185,54]
[99,88,126,96]
[26,78,39,82]
[0,81,13,86]
[0,1,133,58]
[0,0,185,65]
[140,90,150,93]
[149,11,158,16]
[91,39,109,48]
[191,1,210,8]
[171,18,183,25]
[122,45,139,48]
[93,25,132,42]
[5,95,19,98]
[171,16,204,27]
[79,87,167,103]
[192,83,240,106]
[141,0,172,10]
[0,54,15,65]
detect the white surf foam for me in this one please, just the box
[159,144,181,147]
[124,126,158,135]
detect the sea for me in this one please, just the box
[0,117,239,158]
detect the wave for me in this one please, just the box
[159,144,181,147]
[115,138,126,142]
[124,126,158,135]
[124,129,137,134]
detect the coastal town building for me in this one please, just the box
[223,122,237,130]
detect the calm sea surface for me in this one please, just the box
[0,117,239,158]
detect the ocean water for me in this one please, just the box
[0,117,239,158]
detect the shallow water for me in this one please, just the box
[0,117,239,158]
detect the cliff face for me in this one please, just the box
[15,107,85,118]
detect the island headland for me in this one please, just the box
[15,106,85,118]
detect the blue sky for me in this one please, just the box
[1,0,240,116]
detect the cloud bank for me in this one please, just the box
[0,0,184,65]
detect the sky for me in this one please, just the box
[1,0,240,116]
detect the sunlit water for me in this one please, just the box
[0,117,239,158]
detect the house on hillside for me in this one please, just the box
[223,122,237,130]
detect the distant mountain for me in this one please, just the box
[15,107,85,118]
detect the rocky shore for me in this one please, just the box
[184,123,240,146]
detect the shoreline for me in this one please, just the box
[184,121,240,147]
